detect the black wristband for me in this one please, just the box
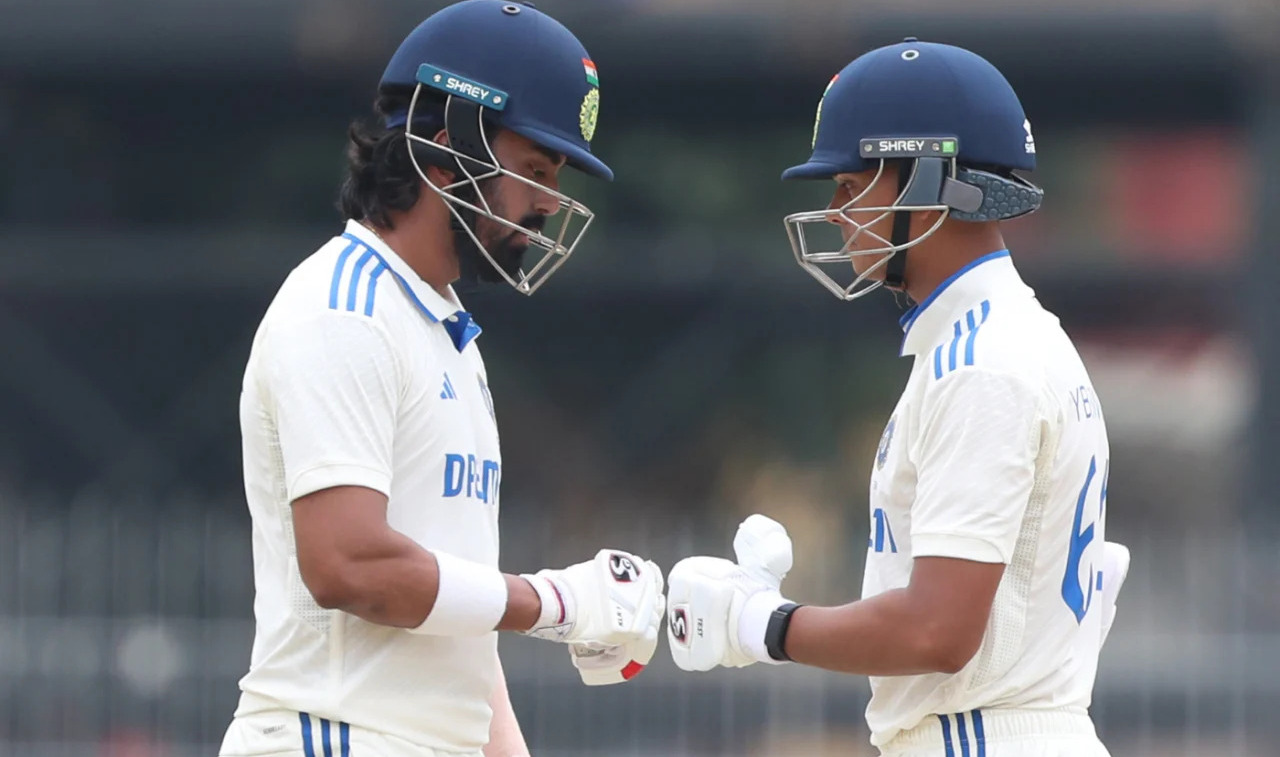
[764,602,803,662]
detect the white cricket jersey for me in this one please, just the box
[233,220,503,752]
[862,250,1111,747]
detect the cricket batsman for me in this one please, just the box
[218,3,664,756]
[665,39,1131,756]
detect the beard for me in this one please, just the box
[449,182,546,286]
[473,212,545,283]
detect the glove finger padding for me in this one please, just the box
[667,557,739,672]
[1099,541,1131,646]
[644,559,666,645]
[733,514,793,587]
[586,550,661,640]
[566,558,666,685]
[569,633,657,685]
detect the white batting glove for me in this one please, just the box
[565,573,665,685]
[521,550,665,652]
[1099,541,1131,647]
[567,633,659,686]
[667,515,794,672]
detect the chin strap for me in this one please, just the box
[884,160,913,290]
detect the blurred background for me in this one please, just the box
[2,0,1279,755]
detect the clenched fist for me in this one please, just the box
[521,550,665,683]
[667,515,796,671]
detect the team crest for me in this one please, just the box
[812,73,839,148]
[477,376,495,421]
[876,415,897,470]
[579,87,599,142]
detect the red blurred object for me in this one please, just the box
[97,730,168,757]
[1102,128,1251,264]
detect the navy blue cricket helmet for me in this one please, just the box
[782,39,1043,301]
[379,0,610,295]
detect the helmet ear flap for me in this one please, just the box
[898,157,948,206]
[405,93,501,182]
[940,178,984,214]
[408,137,455,175]
[950,168,1043,221]
[442,96,500,178]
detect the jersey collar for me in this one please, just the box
[341,220,482,352]
[898,250,1030,357]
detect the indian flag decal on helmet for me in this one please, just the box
[812,73,839,148]
[583,58,599,87]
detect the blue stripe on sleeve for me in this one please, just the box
[947,320,962,372]
[345,249,375,312]
[328,242,360,310]
[964,300,991,366]
[364,262,388,317]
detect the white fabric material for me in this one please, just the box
[220,710,485,757]
[523,573,573,633]
[411,551,508,636]
[863,253,1114,748]
[737,588,787,663]
[879,707,1109,757]
[231,221,504,753]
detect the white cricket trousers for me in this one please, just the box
[219,710,483,757]
[879,707,1111,757]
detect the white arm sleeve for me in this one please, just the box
[910,367,1044,564]
[260,313,402,502]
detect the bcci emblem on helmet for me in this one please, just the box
[376,0,614,297]
[812,73,839,148]
[579,87,599,142]
[608,552,640,582]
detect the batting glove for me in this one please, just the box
[1099,541,1131,647]
[566,633,660,685]
[667,514,795,671]
[521,550,665,667]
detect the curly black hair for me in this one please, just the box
[337,87,447,230]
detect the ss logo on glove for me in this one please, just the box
[609,553,640,582]
[669,607,689,644]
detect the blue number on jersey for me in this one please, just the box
[1062,455,1108,622]
[868,508,898,553]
